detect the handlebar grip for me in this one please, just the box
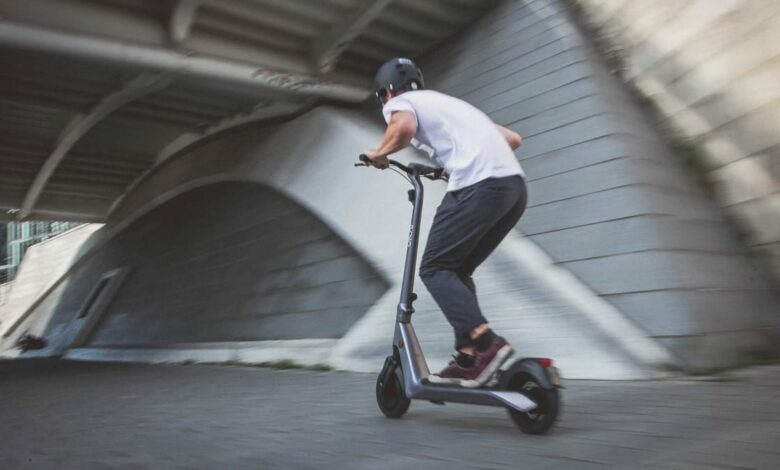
[355,155,425,176]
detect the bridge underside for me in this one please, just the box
[1,0,777,375]
[0,0,498,221]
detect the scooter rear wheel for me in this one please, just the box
[502,371,559,434]
[376,364,410,418]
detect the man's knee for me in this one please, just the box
[420,254,451,283]
[419,261,436,283]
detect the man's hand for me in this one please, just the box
[362,149,390,169]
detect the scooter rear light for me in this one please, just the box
[537,358,553,368]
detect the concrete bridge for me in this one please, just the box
[1,0,778,378]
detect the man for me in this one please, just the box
[362,58,527,387]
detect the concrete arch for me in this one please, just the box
[53,106,673,379]
[42,179,388,351]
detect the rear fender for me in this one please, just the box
[501,358,557,390]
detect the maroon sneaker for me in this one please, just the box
[427,357,481,387]
[472,336,514,386]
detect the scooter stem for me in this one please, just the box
[397,172,424,323]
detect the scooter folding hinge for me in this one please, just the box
[396,303,413,323]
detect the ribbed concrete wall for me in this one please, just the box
[43,182,387,349]
[575,0,780,288]
[418,0,779,368]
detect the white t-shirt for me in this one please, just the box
[382,90,524,191]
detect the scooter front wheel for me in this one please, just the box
[501,367,560,434]
[376,359,411,418]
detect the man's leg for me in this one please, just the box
[454,272,479,351]
[455,178,527,383]
[457,178,527,286]
[420,183,519,346]
[420,176,524,385]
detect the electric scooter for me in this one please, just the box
[356,154,562,435]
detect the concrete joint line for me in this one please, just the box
[500,230,676,368]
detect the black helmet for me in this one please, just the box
[373,58,424,103]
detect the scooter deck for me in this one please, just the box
[420,376,501,389]
[411,380,537,412]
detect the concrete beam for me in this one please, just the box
[0,22,371,102]
[209,0,342,24]
[152,100,305,166]
[396,0,492,24]
[0,0,349,78]
[18,74,172,220]
[204,0,317,38]
[312,0,394,74]
[104,99,307,218]
[169,0,202,46]
[0,0,168,47]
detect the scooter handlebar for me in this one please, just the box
[357,154,410,172]
[356,154,446,181]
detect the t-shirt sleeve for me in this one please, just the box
[382,96,418,126]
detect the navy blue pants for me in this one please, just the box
[419,175,527,350]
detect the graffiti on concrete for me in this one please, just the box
[251,68,331,93]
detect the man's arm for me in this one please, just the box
[363,111,417,169]
[496,124,523,150]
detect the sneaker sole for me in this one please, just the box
[465,344,515,388]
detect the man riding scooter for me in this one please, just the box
[362,58,526,388]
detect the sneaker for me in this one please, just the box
[472,336,514,386]
[427,357,481,387]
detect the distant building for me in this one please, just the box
[3,222,81,282]
[0,222,8,283]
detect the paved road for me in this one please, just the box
[1,360,779,469]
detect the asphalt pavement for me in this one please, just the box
[1,359,779,469]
